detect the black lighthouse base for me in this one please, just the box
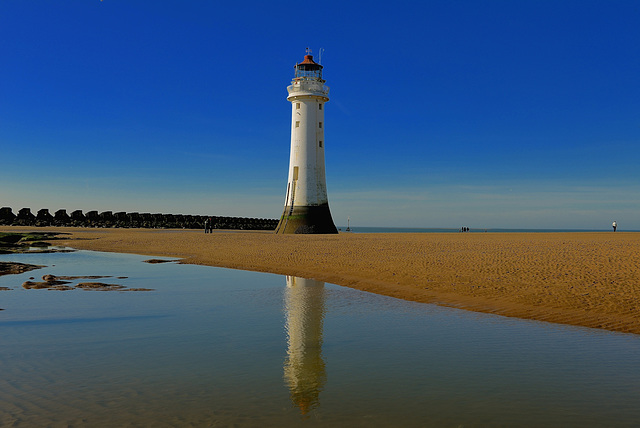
[275,204,338,234]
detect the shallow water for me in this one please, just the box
[1,250,640,427]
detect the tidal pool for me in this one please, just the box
[1,250,639,427]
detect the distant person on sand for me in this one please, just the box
[204,218,209,233]
[612,221,617,232]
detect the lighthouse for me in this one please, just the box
[275,49,338,234]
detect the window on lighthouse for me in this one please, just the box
[318,122,323,128]
[319,140,323,148]
[296,103,300,109]
[295,121,300,128]
[319,104,323,110]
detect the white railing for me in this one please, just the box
[288,83,329,95]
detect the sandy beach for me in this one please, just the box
[2,226,639,335]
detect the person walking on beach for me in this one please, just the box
[612,221,617,232]
[204,218,209,233]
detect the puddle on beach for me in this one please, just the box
[1,250,640,427]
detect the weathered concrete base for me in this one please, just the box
[275,204,338,234]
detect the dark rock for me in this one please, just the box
[85,211,99,220]
[76,282,126,290]
[1,206,278,231]
[23,279,71,289]
[54,209,70,222]
[37,209,54,223]
[0,233,22,244]
[0,207,16,223]
[16,208,36,225]
[0,262,45,276]
[71,210,85,220]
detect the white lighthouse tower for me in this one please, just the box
[275,49,338,234]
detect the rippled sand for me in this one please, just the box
[3,226,639,334]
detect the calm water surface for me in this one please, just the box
[1,250,639,427]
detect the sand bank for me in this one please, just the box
[2,226,639,334]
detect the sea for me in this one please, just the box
[338,226,635,233]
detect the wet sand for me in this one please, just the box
[2,226,639,334]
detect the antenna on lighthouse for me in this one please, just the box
[318,48,324,64]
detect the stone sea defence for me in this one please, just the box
[0,206,277,231]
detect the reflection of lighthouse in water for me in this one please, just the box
[283,276,327,415]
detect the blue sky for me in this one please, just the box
[1,0,638,229]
